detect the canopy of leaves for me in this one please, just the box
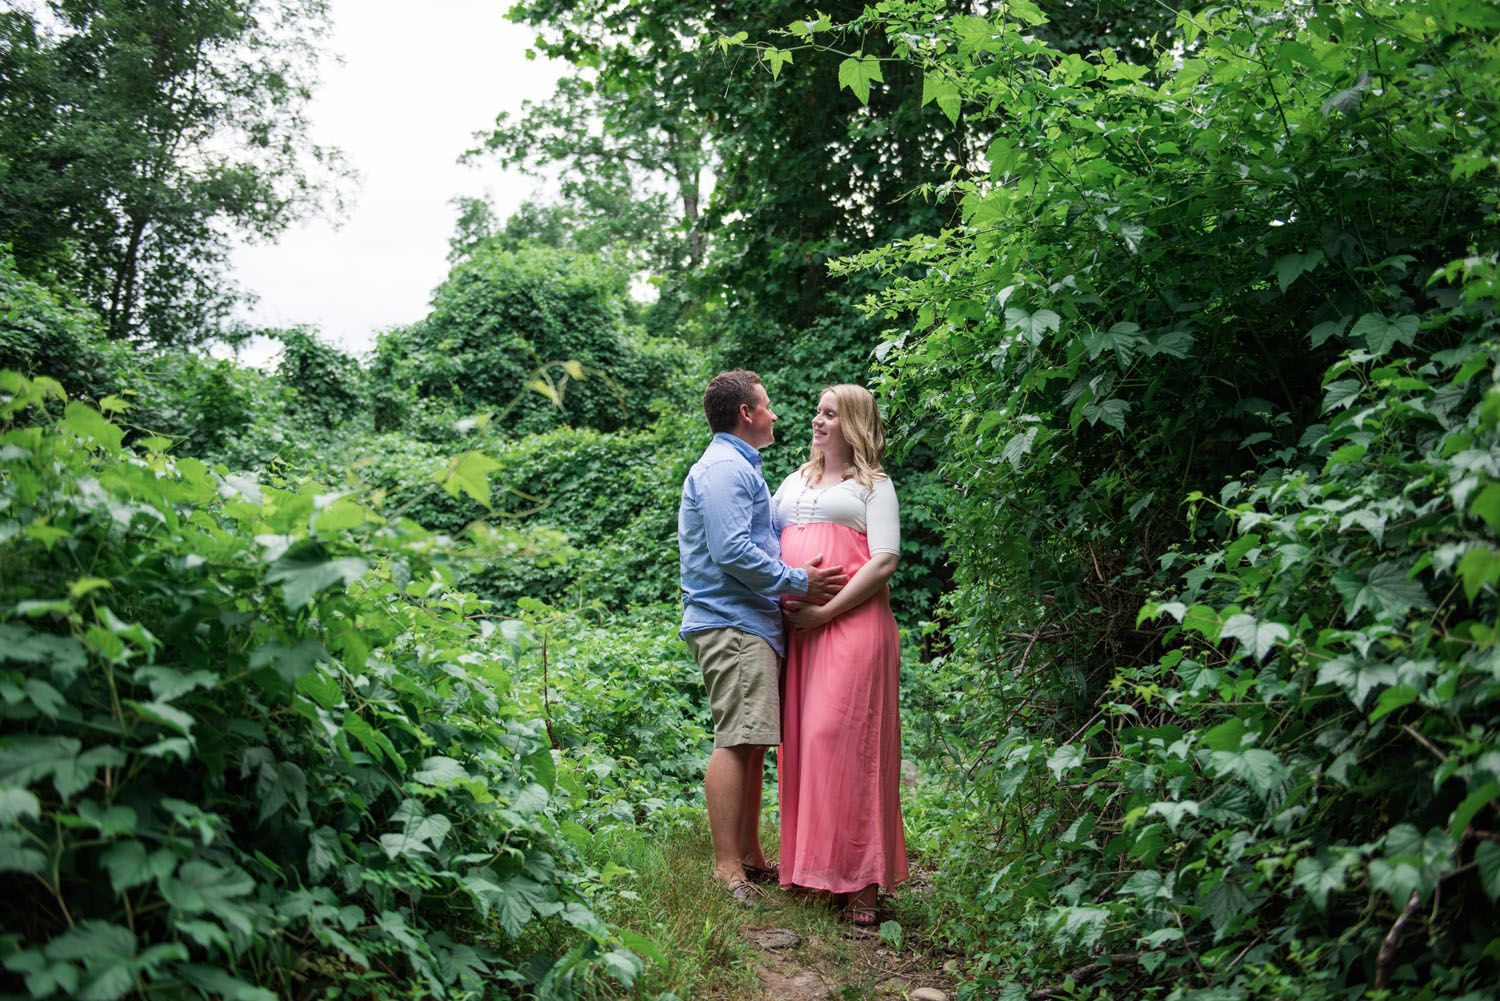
[0,0,343,344]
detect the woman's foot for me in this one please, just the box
[842,884,879,926]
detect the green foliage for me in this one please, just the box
[274,326,366,430]
[0,1,344,344]
[367,243,693,440]
[766,0,1500,997]
[0,372,647,999]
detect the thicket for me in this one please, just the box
[721,0,1499,997]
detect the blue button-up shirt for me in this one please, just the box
[679,433,809,656]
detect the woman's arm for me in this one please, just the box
[786,552,899,631]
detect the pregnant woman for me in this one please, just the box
[773,383,908,925]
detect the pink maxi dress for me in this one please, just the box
[774,474,908,894]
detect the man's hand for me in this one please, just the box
[801,553,847,605]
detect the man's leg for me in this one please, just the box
[737,746,770,870]
[705,744,754,883]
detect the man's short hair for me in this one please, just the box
[703,369,763,433]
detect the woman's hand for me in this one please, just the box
[785,599,833,632]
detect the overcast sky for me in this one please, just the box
[228,0,562,362]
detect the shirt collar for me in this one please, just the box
[713,431,763,470]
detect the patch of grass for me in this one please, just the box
[580,808,960,1000]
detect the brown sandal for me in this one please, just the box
[843,904,878,927]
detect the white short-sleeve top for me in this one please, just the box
[772,470,901,557]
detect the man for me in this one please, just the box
[679,369,847,904]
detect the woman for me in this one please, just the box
[773,383,908,925]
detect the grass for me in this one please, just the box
[580,809,958,1001]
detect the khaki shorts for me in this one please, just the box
[686,627,781,748]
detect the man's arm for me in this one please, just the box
[699,461,844,597]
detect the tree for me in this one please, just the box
[478,0,968,384]
[0,0,342,344]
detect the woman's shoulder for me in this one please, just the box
[774,467,807,493]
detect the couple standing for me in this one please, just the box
[678,369,908,925]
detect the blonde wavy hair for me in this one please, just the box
[800,384,887,487]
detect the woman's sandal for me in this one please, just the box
[842,903,879,927]
[743,862,781,884]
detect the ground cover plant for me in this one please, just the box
[0,374,653,999]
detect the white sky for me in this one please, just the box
[228,0,562,363]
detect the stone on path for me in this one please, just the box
[758,967,829,1000]
[741,927,802,950]
[909,989,948,1001]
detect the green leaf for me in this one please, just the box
[438,451,501,508]
[763,47,793,79]
[180,966,277,1001]
[1368,684,1418,722]
[1219,613,1288,662]
[100,841,177,894]
[1046,743,1084,780]
[1477,841,1500,902]
[1274,250,1325,292]
[1211,748,1288,799]
[341,711,403,772]
[307,826,343,881]
[921,72,961,123]
[60,402,124,454]
[1146,800,1200,833]
[837,54,883,105]
[1323,379,1363,411]
[1351,311,1420,356]
[413,756,468,786]
[1200,879,1250,939]
[1458,545,1500,602]
[1005,307,1061,343]
[1450,782,1499,842]
[0,786,41,824]
[0,829,48,874]
[1470,483,1500,533]
[266,547,368,612]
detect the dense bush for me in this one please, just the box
[367,243,695,440]
[0,373,648,999]
[761,0,1500,997]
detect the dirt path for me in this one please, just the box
[738,910,957,1001]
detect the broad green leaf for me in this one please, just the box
[836,54,883,105]
[1368,684,1418,722]
[1046,743,1084,780]
[1477,841,1500,902]
[0,786,41,824]
[1450,782,1499,842]
[60,402,124,454]
[179,966,277,1001]
[1275,250,1325,292]
[341,711,403,772]
[1146,800,1199,833]
[1350,311,1420,356]
[1322,379,1363,411]
[266,548,368,611]
[763,47,793,79]
[413,756,468,786]
[1220,613,1288,662]
[438,451,500,508]
[1199,879,1250,939]
[307,826,343,881]
[1470,483,1500,533]
[1,827,50,876]
[1005,307,1061,343]
[1211,748,1288,799]
[921,72,961,123]
[1458,545,1500,602]
[100,841,177,894]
